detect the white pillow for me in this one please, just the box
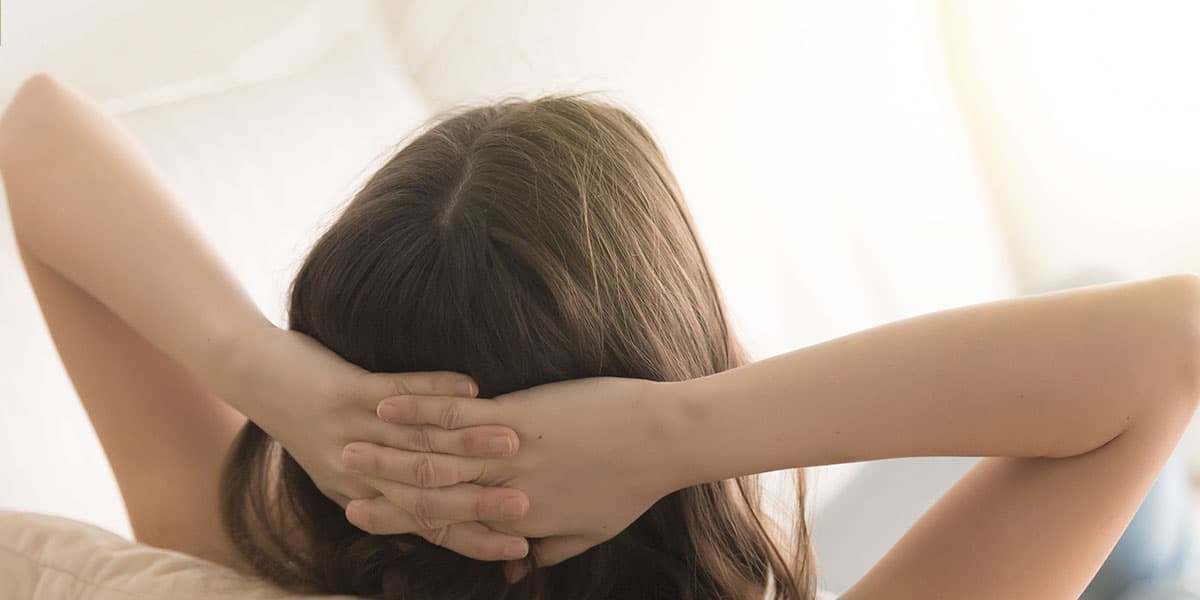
[0,511,361,599]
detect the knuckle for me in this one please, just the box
[392,377,411,396]
[415,455,438,488]
[409,425,434,453]
[411,491,438,530]
[472,460,488,484]
[430,525,451,548]
[473,492,490,521]
[440,400,463,430]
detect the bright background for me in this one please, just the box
[1,0,1199,594]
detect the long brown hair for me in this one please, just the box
[221,94,816,599]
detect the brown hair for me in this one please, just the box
[221,94,816,599]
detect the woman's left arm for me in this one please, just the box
[0,74,529,565]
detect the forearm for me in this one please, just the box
[0,74,270,400]
[659,274,1200,488]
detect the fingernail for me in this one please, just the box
[489,436,514,456]
[505,539,529,559]
[459,380,479,397]
[345,500,364,522]
[342,445,360,467]
[501,495,527,518]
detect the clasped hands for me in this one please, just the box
[224,326,679,581]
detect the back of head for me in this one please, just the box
[222,94,815,599]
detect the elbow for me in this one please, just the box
[0,74,72,188]
[13,73,63,99]
[0,73,65,160]
[1092,274,1200,449]
[1177,274,1200,401]
[4,73,65,120]
[1152,273,1200,413]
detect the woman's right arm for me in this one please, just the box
[348,274,1200,596]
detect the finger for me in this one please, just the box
[346,496,438,533]
[346,499,528,561]
[503,535,594,583]
[359,371,478,409]
[416,521,529,562]
[343,442,493,487]
[348,482,528,530]
[504,559,532,584]
[375,394,502,430]
[529,535,595,568]
[366,420,518,458]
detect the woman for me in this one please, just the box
[2,73,1198,600]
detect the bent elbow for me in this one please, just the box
[1152,273,1200,412]
[1,73,65,152]
[13,73,62,99]
[3,73,64,121]
[0,74,75,186]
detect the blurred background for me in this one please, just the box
[1,0,1199,595]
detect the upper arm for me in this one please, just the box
[3,74,248,568]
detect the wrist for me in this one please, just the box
[645,378,719,494]
[203,316,279,414]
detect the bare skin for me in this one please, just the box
[0,73,530,565]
